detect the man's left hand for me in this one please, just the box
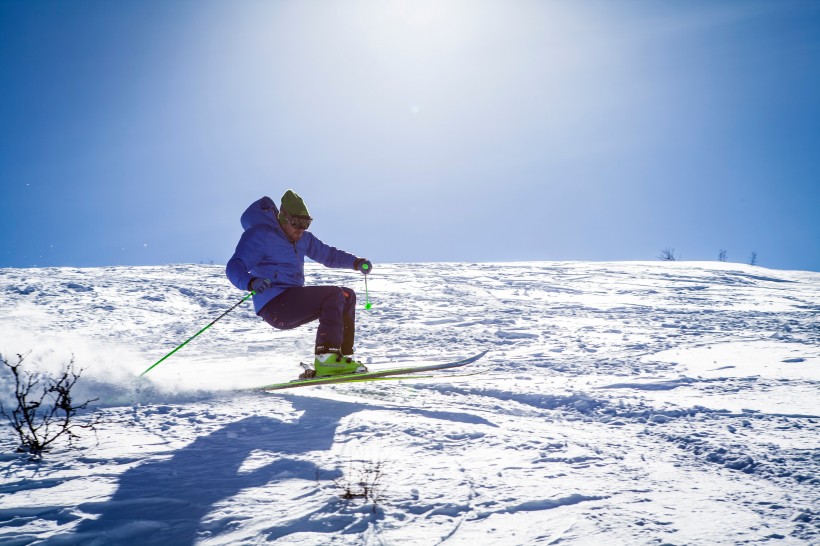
[354,258,372,275]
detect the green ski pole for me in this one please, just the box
[140,291,254,377]
[362,263,372,309]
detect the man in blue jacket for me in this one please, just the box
[226,190,372,377]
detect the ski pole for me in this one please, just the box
[362,263,372,309]
[140,292,254,377]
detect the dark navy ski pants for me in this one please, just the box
[259,286,357,355]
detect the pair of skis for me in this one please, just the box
[257,350,488,391]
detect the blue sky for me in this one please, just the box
[2,0,819,271]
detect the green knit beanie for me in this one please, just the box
[280,190,311,218]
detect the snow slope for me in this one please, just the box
[0,261,818,545]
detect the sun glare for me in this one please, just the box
[387,0,450,27]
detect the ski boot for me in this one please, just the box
[312,353,367,377]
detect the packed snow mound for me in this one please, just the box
[0,261,818,545]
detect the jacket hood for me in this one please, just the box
[241,196,281,231]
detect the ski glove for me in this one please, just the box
[353,258,372,275]
[248,277,272,294]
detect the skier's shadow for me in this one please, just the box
[62,395,494,545]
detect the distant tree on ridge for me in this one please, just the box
[659,248,678,261]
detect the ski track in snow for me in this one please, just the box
[0,261,818,545]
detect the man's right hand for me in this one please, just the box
[248,277,272,294]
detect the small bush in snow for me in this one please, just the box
[0,353,101,459]
[333,458,387,512]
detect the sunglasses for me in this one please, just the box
[281,210,312,230]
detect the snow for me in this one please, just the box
[0,261,818,545]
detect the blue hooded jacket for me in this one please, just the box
[226,196,358,314]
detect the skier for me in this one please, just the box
[226,190,372,377]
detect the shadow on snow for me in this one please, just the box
[51,395,495,545]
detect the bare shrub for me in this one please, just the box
[333,458,387,512]
[0,353,101,459]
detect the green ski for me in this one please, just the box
[258,350,488,391]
